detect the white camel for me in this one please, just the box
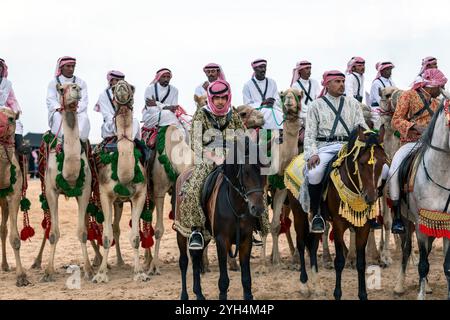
[40,83,93,282]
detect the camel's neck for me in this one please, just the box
[165,125,194,175]
[62,110,81,184]
[116,108,135,184]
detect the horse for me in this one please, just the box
[395,100,450,300]
[176,136,266,300]
[324,126,387,300]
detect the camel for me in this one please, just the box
[40,83,93,282]
[262,88,303,266]
[91,80,149,283]
[0,107,30,286]
[194,95,207,109]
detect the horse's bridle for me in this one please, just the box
[222,161,265,218]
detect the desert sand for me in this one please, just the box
[0,180,448,300]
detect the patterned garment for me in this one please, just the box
[174,107,270,240]
[391,89,440,143]
[304,94,367,160]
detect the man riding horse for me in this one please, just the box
[388,68,448,233]
[174,79,270,250]
[304,70,390,233]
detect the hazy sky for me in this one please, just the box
[2,0,450,143]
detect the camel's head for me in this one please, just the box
[280,88,303,117]
[112,80,135,110]
[57,83,81,111]
[0,107,17,139]
[194,94,207,109]
[379,86,399,113]
[360,103,374,129]
[236,105,265,129]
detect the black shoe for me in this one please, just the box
[391,218,406,234]
[369,218,382,230]
[252,233,263,247]
[188,230,204,250]
[310,214,325,233]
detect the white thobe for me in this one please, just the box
[46,75,90,141]
[0,78,22,134]
[369,77,395,107]
[291,77,321,120]
[345,72,365,102]
[94,88,141,140]
[242,77,283,130]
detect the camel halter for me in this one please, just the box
[112,83,135,143]
[49,85,80,153]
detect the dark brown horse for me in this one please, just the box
[287,190,322,296]
[323,126,387,300]
[177,137,266,300]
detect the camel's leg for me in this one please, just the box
[284,205,296,258]
[366,230,380,265]
[92,193,113,284]
[346,229,356,268]
[1,204,9,272]
[255,235,268,275]
[91,240,103,267]
[322,222,333,269]
[42,188,59,282]
[8,192,30,287]
[113,202,125,266]
[144,248,153,271]
[76,183,94,280]
[149,195,165,275]
[201,247,210,273]
[270,188,287,265]
[380,193,393,267]
[31,234,46,269]
[130,190,149,281]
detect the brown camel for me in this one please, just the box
[0,107,30,286]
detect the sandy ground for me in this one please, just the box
[0,179,448,300]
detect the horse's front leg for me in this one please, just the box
[417,232,434,300]
[356,225,370,300]
[239,231,253,300]
[217,235,230,300]
[177,232,189,300]
[333,223,347,300]
[191,247,206,300]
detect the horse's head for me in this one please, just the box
[0,107,16,140]
[223,136,266,218]
[236,105,265,129]
[346,125,387,205]
[280,88,303,119]
[194,94,207,109]
[112,80,134,113]
[56,83,81,112]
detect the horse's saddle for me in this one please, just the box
[201,165,224,216]
[399,148,421,199]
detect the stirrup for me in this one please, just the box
[310,214,325,233]
[188,230,204,250]
[252,232,263,247]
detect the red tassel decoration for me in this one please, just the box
[278,216,292,235]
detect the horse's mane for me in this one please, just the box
[416,100,446,159]
[347,126,380,153]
